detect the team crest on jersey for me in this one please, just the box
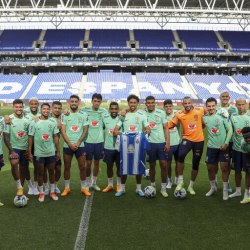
[48,124,53,130]
[71,125,79,132]
[149,122,157,129]
[109,129,114,135]
[244,121,249,126]
[135,117,139,124]
[236,128,242,135]
[17,131,25,138]
[215,119,220,126]
[154,116,160,121]
[23,123,28,129]
[129,125,137,131]
[42,134,50,140]
[78,117,82,123]
[91,121,99,127]
[188,122,196,130]
[211,128,219,134]
[128,144,135,153]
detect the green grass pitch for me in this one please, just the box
[0,106,250,250]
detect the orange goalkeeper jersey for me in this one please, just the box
[168,107,205,142]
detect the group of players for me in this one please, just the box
[1,90,250,206]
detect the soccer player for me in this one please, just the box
[164,99,180,188]
[229,98,250,199]
[0,115,4,206]
[168,96,205,195]
[3,99,34,197]
[203,97,233,200]
[28,103,60,202]
[145,96,170,197]
[114,94,150,197]
[217,90,238,192]
[61,95,90,197]
[102,102,121,193]
[43,101,62,194]
[239,126,250,204]
[82,93,107,191]
[24,97,40,117]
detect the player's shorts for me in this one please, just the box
[228,141,233,159]
[63,147,86,159]
[103,149,120,165]
[147,142,166,162]
[34,156,56,165]
[232,150,246,171]
[165,145,179,162]
[9,148,29,166]
[0,154,4,169]
[178,139,204,170]
[85,142,104,160]
[206,147,230,164]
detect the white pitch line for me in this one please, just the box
[74,192,94,250]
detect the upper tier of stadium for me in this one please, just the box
[0,29,249,53]
[0,72,249,102]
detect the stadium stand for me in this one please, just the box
[220,31,250,52]
[233,75,250,94]
[41,29,84,51]
[0,74,33,100]
[0,30,41,51]
[83,72,134,100]
[134,30,178,51]
[24,72,82,99]
[136,73,193,99]
[88,29,130,51]
[186,74,248,100]
[177,30,224,52]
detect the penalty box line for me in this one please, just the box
[74,192,94,250]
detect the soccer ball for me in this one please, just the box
[13,195,28,208]
[174,188,187,199]
[144,169,150,179]
[144,186,156,198]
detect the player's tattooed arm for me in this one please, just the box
[3,132,13,152]
[164,123,170,153]
[4,132,18,158]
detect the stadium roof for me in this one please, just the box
[0,0,250,30]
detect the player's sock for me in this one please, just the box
[34,181,38,188]
[65,179,70,189]
[178,175,184,184]
[80,180,87,189]
[136,184,142,191]
[223,182,228,190]
[86,176,91,187]
[108,178,113,187]
[16,179,22,188]
[151,182,156,187]
[38,185,44,194]
[189,180,194,188]
[244,189,248,199]
[161,183,166,191]
[92,176,97,186]
[117,177,121,186]
[50,183,55,193]
[210,180,217,189]
[26,179,33,188]
[121,184,125,192]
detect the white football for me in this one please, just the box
[144,186,156,198]
[174,188,187,199]
[14,195,28,208]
